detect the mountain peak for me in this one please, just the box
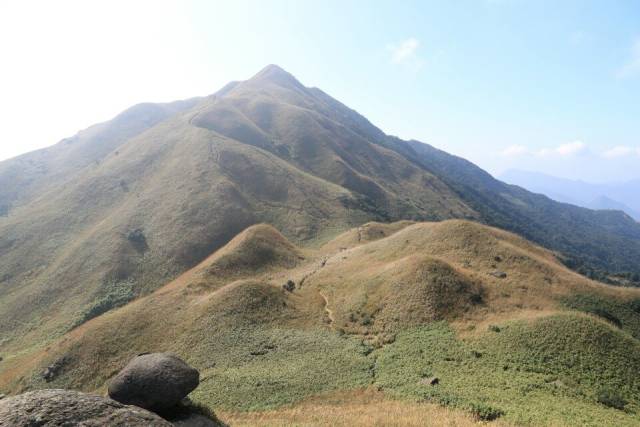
[248,64,305,90]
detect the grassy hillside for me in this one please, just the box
[3,220,640,426]
[3,64,640,425]
[0,99,200,215]
[0,66,477,356]
[405,140,640,282]
[2,64,639,359]
[377,315,640,426]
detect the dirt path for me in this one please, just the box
[298,256,329,288]
[319,290,335,327]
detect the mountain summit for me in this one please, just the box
[248,64,306,89]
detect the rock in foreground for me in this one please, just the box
[0,389,171,426]
[108,353,199,412]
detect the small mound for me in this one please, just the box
[376,256,484,327]
[322,220,415,251]
[328,255,484,335]
[357,221,416,243]
[392,220,556,264]
[479,313,640,397]
[199,224,303,279]
[197,280,293,326]
[376,313,640,426]
[562,293,640,339]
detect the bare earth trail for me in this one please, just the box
[318,291,335,328]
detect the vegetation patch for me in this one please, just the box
[597,388,627,410]
[375,315,640,426]
[563,293,640,338]
[72,280,134,328]
[187,327,374,411]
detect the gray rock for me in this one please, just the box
[419,376,439,386]
[108,353,199,412]
[0,389,171,426]
[490,271,507,279]
[41,356,70,382]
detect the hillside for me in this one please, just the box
[0,65,477,354]
[405,143,640,281]
[2,64,640,392]
[3,221,640,426]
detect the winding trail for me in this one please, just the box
[298,256,329,288]
[318,290,335,328]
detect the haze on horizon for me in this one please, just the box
[1,0,639,183]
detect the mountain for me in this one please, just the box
[3,220,640,426]
[501,169,640,221]
[589,195,640,220]
[1,64,640,358]
[0,98,202,216]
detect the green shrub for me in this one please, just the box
[73,280,134,328]
[469,402,504,421]
[597,388,627,410]
[562,294,640,337]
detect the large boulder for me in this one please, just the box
[0,389,171,426]
[108,353,199,412]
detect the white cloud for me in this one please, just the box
[603,146,640,158]
[617,38,640,78]
[553,140,587,156]
[500,141,588,158]
[534,141,587,157]
[390,38,420,64]
[500,145,529,157]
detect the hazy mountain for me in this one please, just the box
[501,169,640,221]
[1,64,640,355]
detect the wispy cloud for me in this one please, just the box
[501,141,588,158]
[500,142,640,160]
[390,38,420,63]
[617,38,640,78]
[500,145,529,157]
[387,38,424,71]
[603,146,640,158]
[548,140,587,157]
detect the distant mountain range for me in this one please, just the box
[500,169,640,221]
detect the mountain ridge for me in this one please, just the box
[1,64,640,355]
[3,219,640,425]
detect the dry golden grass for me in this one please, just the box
[4,219,640,416]
[220,389,506,427]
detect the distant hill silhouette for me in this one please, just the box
[501,169,640,221]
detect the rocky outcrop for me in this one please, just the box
[0,389,171,426]
[108,353,199,412]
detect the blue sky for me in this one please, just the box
[1,0,638,181]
